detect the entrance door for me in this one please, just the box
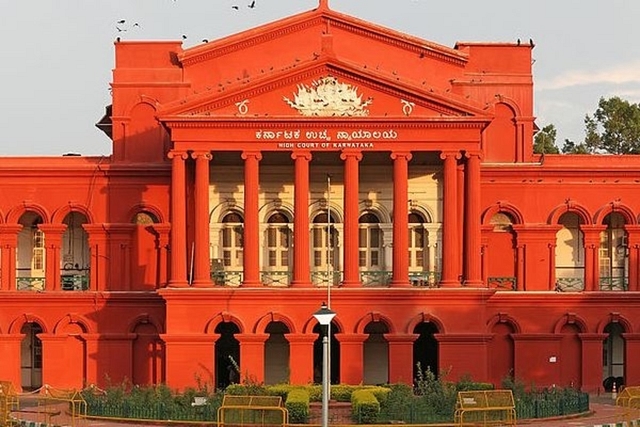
[20,323,43,390]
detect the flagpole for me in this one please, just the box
[326,173,332,390]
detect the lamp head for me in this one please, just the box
[313,302,336,326]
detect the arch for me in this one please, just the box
[485,313,522,334]
[126,203,165,224]
[302,313,345,334]
[548,200,592,225]
[253,312,297,334]
[205,312,246,334]
[409,205,435,224]
[553,312,588,334]
[259,200,294,223]
[596,313,634,334]
[593,202,636,225]
[309,200,344,223]
[8,313,49,334]
[482,201,525,225]
[6,203,50,224]
[125,96,160,117]
[355,312,396,334]
[210,200,245,223]
[406,312,446,334]
[53,313,93,334]
[487,97,522,117]
[358,200,391,223]
[127,313,165,334]
[51,203,95,225]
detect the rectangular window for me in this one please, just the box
[267,228,276,247]
[314,251,322,267]
[359,251,366,267]
[359,228,366,248]
[371,251,379,267]
[370,229,380,247]
[269,250,277,267]
[281,251,289,267]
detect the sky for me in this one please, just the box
[1,0,639,156]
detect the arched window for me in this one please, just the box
[222,212,243,269]
[266,212,290,269]
[600,212,628,290]
[409,212,426,270]
[359,212,382,270]
[312,212,338,270]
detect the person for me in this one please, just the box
[228,364,239,384]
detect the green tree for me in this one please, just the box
[584,96,640,154]
[533,124,560,154]
[561,138,589,154]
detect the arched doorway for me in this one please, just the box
[131,211,160,291]
[363,321,389,385]
[311,211,339,286]
[313,322,340,384]
[20,322,43,390]
[215,322,240,389]
[264,321,290,384]
[602,322,625,391]
[555,212,585,291]
[17,212,45,291]
[61,212,90,290]
[264,212,292,286]
[413,322,439,381]
[487,212,517,290]
[600,212,628,291]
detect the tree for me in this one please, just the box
[561,139,589,154]
[533,124,560,154]
[584,96,640,154]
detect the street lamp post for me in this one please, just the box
[313,302,336,427]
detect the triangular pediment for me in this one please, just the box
[159,59,488,121]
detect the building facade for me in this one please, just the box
[0,0,639,393]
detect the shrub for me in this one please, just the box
[351,389,380,424]
[285,388,310,424]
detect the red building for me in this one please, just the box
[0,0,638,393]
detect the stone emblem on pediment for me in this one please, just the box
[284,76,373,117]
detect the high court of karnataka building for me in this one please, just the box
[0,0,639,393]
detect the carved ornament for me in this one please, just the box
[284,76,373,117]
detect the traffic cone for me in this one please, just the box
[612,381,617,400]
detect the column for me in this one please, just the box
[463,151,483,286]
[625,225,640,291]
[335,333,367,385]
[341,151,362,287]
[390,152,412,287]
[0,334,23,388]
[439,151,460,287]
[106,224,135,291]
[191,151,213,287]
[622,333,640,387]
[168,151,189,287]
[386,334,419,384]
[516,245,525,291]
[582,225,605,292]
[83,224,108,291]
[548,243,557,291]
[151,223,171,288]
[38,224,66,291]
[285,333,317,384]
[291,151,312,287]
[242,151,262,287]
[579,333,607,393]
[236,333,269,384]
[0,225,22,291]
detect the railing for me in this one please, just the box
[360,270,391,287]
[555,277,585,292]
[409,271,440,287]
[16,276,45,291]
[488,276,517,291]
[310,270,342,287]
[61,274,90,291]
[261,271,291,287]
[211,270,243,286]
[600,276,627,291]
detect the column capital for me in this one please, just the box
[241,151,263,161]
[439,150,461,160]
[167,150,189,160]
[464,150,483,160]
[390,151,412,161]
[190,151,213,161]
[291,150,312,161]
[340,150,362,161]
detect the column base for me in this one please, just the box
[290,281,312,288]
[439,280,461,288]
[462,280,484,288]
[192,279,212,288]
[340,280,360,288]
[167,280,189,288]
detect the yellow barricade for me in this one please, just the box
[0,381,19,427]
[454,389,516,427]
[217,395,287,427]
[615,386,640,425]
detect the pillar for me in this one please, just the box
[38,224,66,291]
[622,333,640,387]
[386,334,419,384]
[624,225,640,291]
[191,151,213,287]
[168,151,189,287]
[439,151,460,287]
[516,244,525,291]
[391,152,412,287]
[548,243,557,291]
[335,333,367,385]
[83,224,108,291]
[579,333,607,393]
[0,225,22,291]
[0,334,23,389]
[291,151,312,287]
[106,224,135,291]
[236,333,269,384]
[582,225,606,292]
[285,333,317,384]
[341,150,362,287]
[151,223,171,288]
[242,151,262,287]
[463,151,483,286]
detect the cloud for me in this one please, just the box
[537,61,640,91]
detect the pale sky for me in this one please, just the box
[1,0,638,156]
